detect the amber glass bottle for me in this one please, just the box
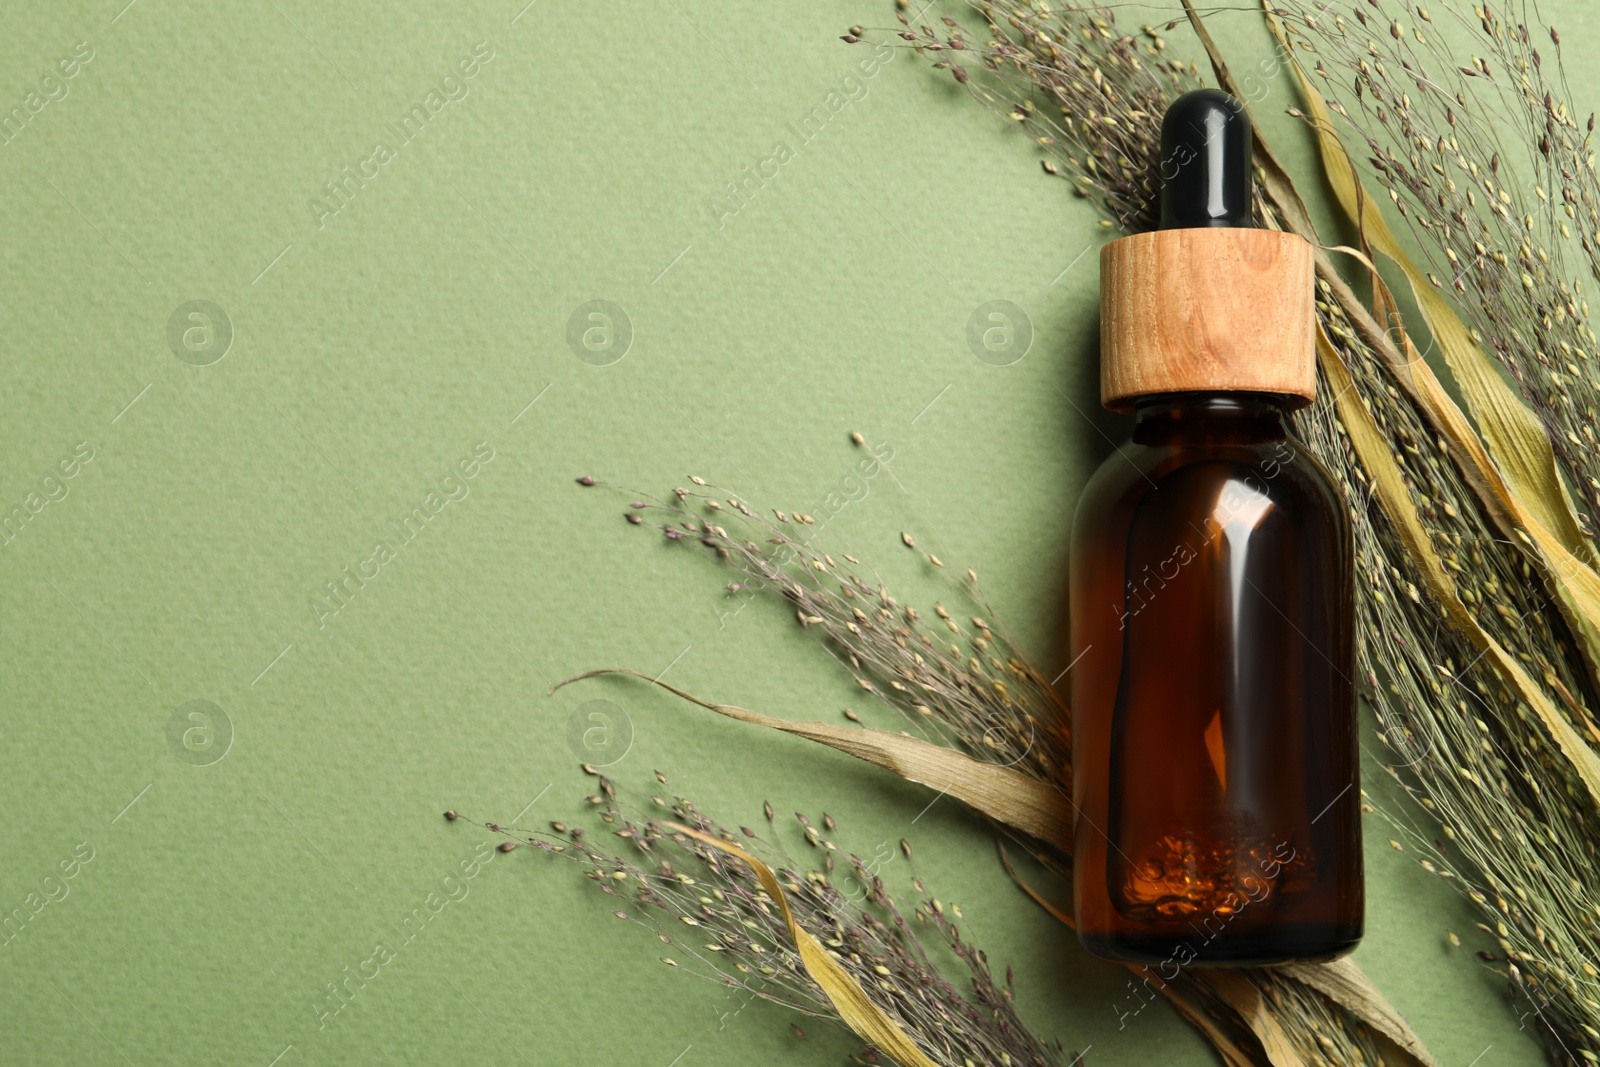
[1068,90,1362,966]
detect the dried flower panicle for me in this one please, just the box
[1276,0,1600,535]
[629,477,1071,797]
[489,775,1073,1067]
[849,3,1202,232]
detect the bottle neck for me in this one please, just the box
[1129,391,1294,445]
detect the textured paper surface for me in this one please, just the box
[0,1,1582,1063]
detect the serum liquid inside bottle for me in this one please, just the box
[1069,90,1363,966]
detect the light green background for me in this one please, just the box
[1,1,1584,1064]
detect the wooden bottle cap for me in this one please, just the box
[1098,227,1315,411]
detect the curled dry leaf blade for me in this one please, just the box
[1160,989,1261,1067]
[1279,957,1442,1067]
[1198,972,1313,1067]
[557,669,1075,854]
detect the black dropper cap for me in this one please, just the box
[1158,89,1252,229]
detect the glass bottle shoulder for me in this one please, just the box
[1071,427,1348,548]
